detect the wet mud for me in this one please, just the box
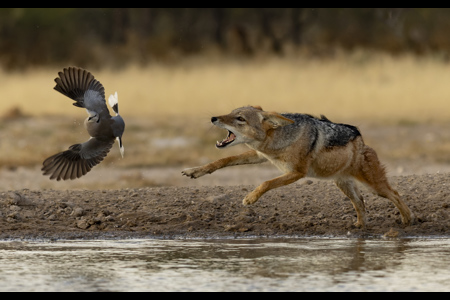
[1,173,448,240]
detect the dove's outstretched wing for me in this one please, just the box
[42,138,114,181]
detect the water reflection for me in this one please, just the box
[0,238,448,292]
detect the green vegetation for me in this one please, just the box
[2,8,450,70]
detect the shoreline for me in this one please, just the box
[1,173,449,240]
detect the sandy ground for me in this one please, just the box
[0,165,449,240]
[1,119,450,240]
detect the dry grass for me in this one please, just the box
[2,52,450,171]
[2,52,450,123]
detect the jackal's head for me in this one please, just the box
[211,106,294,149]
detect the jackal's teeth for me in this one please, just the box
[216,130,236,148]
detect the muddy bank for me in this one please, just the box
[0,173,448,240]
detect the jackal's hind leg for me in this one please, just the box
[358,146,414,225]
[335,179,367,228]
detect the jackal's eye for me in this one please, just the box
[236,116,245,122]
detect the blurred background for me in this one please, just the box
[1,8,449,70]
[2,8,450,190]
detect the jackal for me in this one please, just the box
[182,106,414,228]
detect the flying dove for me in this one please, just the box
[42,67,125,181]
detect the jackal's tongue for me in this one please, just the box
[216,131,236,148]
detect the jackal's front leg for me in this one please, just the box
[243,172,304,205]
[182,150,266,179]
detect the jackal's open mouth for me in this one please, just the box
[216,130,236,148]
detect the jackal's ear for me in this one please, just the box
[252,105,263,111]
[260,111,295,128]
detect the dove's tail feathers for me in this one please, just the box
[108,92,119,115]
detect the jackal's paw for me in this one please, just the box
[402,212,416,226]
[181,167,207,179]
[354,221,365,229]
[242,193,259,206]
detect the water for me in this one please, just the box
[0,238,449,292]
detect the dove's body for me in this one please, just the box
[42,67,125,181]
